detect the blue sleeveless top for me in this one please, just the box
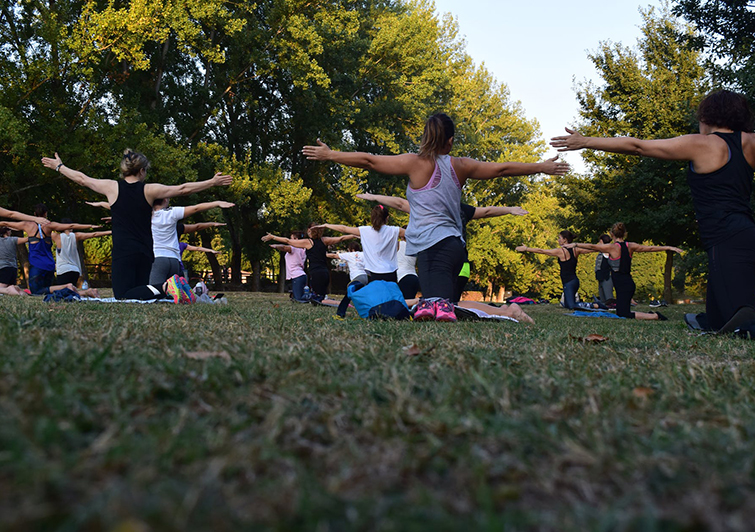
[28,223,55,271]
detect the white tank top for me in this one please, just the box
[56,232,82,275]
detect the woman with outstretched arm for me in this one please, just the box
[565,223,682,321]
[262,224,356,302]
[551,89,754,331]
[304,113,568,322]
[42,150,233,298]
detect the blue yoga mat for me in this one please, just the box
[567,310,625,319]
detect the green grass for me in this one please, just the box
[2,293,755,531]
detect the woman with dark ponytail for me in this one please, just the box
[303,113,569,322]
[567,223,682,320]
[42,149,233,298]
[313,204,404,283]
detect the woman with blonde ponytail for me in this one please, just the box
[42,149,233,298]
[303,113,569,321]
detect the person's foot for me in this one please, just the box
[165,275,182,304]
[178,276,196,303]
[413,299,436,321]
[509,303,535,324]
[653,311,668,321]
[434,299,457,322]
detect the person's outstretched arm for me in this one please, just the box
[45,222,102,232]
[143,173,233,204]
[261,233,312,249]
[628,243,683,254]
[356,193,410,213]
[550,128,711,163]
[181,201,235,218]
[41,153,118,201]
[322,234,357,246]
[0,207,48,224]
[181,222,226,233]
[186,245,220,254]
[0,221,32,233]
[473,206,528,219]
[75,230,113,241]
[567,242,615,254]
[515,245,566,257]
[85,201,111,210]
[303,140,418,176]
[456,156,570,182]
[270,244,294,253]
[312,223,360,236]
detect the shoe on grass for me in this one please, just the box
[413,299,435,321]
[435,299,457,322]
[178,276,196,303]
[165,275,182,304]
[653,311,668,321]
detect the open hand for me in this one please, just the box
[217,201,235,209]
[41,152,63,171]
[515,245,527,253]
[302,139,332,161]
[509,206,528,216]
[550,127,587,152]
[541,155,570,176]
[261,233,274,242]
[212,173,233,186]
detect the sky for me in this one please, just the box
[432,0,666,172]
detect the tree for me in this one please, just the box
[562,6,708,302]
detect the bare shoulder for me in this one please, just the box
[741,132,755,167]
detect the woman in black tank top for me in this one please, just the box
[516,230,592,309]
[569,223,681,320]
[552,89,755,330]
[262,223,357,302]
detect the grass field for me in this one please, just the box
[2,292,755,531]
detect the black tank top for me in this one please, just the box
[558,247,577,283]
[306,238,328,270]
[111,179,153,260]
[687,132,755,249]
[611,241,631,275]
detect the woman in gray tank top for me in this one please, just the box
[303,113,569,321]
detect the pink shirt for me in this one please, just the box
[285,246,306,279]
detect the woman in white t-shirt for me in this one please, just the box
[150,198,234,285]
[314,205,404,283]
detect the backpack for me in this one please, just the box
[347,280,411,320]
[596,254,611,281]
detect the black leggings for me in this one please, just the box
[704,228,755,330]
[399,275,419,300]
[612,272,636,319]
[416,236,465,300]
[367,271,397,283]
[122,284,166,301]
[112,253,152,299]
[308,267,330,300]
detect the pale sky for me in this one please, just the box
[432,0,666,172]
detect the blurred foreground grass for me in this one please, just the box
[1,293,754,531]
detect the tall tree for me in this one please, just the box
[562,6,708,302]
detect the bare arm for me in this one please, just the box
[270,244,294,253]
[628,243,683,254]
[0,221,33,233]
[303,140,419,176]
[76,230,112,241]
[356,193,410,213]
[41,153,118,201]
[181,222,226,233]
[326,252,340,259]
[322,234,357,246]
[473,206,528,219]
[182,201,235,218]
[0,207,48,224]
[186,245,220,254]
[45,222,101,232]
[515,245,566,258]
[85,201,111,210]
[143,173,233,204]
[454,156,570,182]
[261,233,312,249]
[313,223,360,236]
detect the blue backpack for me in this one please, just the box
[347,281,411,320]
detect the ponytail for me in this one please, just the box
[418,113,455,159]
[120,148,151,178]
[371,204,389,231]
[611,222,626,239]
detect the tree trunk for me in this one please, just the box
[17,244,30,289]
[663,250,674,303]
[496,286,505,303]
[200,231,223,290]
[486,280,493,301]
[252,260,261,291]
[278,251,286,293]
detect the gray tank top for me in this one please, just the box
[405,154,463,255]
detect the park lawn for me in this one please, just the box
[1,293,754,531]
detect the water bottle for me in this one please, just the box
[81,280,89,290]
[303,286,311,300]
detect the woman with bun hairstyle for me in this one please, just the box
[262,223,356,302]
[516,230,593,310]
[566,223,682,320]
[552,89,755,330]
[303,113,569,322]
[41,149,232,298]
